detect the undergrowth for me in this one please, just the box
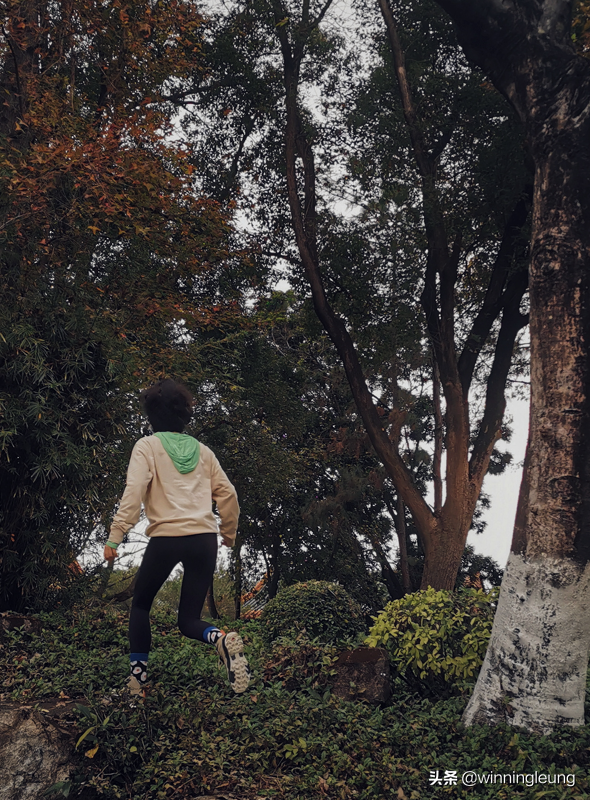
[0,608,588,800]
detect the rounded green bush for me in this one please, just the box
[365,586,498,695]
[260,580,366,646]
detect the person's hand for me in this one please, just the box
[104,545,118,562]
[221,539,232,548]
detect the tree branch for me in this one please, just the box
[433,354,444,514]
[377,0,431,176]
[2,24,25,120]
[314,0,335,28]
[432,0,575,122]
[273,3,435,539]
[379,0,466,399]
[458,184,532,397]
[378,0,449,263]
[218,113,257,202]
[436,0,572,43]
[469,265,529,481]
[383,491,412,593]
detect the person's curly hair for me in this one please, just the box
[139,379,193,433]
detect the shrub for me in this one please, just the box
[260,580,366,646]
[365,586,498,696]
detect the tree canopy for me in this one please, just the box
[1,0,526,611]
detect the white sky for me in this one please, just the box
[467,396,529,567]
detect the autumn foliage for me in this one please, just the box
[0,0,235,319]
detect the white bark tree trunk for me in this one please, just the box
[463,553,590,733]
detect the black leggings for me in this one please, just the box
[129,533,218,654]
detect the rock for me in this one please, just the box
[0,702,75,800]
[0,614,42,636]
[332,647,391,704]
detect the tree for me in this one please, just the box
[267,0,530,589]
[171,0,531,591]
[197,292,403,613]
[0,0,237,611]
[423,0,590,731]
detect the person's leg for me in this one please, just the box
[128,537,181,693]
[176,533,219,642]
[177,534,250,693]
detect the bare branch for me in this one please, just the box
[433,355,443,514]
[313,0,336,30]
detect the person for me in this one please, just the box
[103,378,249,696]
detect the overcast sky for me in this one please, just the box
[467,396,529,568]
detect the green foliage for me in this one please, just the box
[365,587,498,695]
[260,580,366,646]
[1,608,589,800]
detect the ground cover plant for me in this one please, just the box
[1,607,589,800]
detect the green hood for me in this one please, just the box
[154,432,200,474]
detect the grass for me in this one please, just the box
[1,606,589,800]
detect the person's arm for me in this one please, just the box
[210,453,240,547]
[104,440,153,560]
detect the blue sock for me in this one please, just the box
[202,626,224,645]
[130,652,149,685]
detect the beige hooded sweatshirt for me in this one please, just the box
[109,435,239,547]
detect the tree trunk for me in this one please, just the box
[395,496,413,593]
[366,521,405,600]
[233,542,242,621]
[431,0,590,730]
[206,579,219,619]
[420,461,484,590]
[268,530,281,600]
[0,1,38,144]
[463,553,590,731]
[383,493,412,594]
[420,521,469,590]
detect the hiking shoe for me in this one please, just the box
[216,632,250,694]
